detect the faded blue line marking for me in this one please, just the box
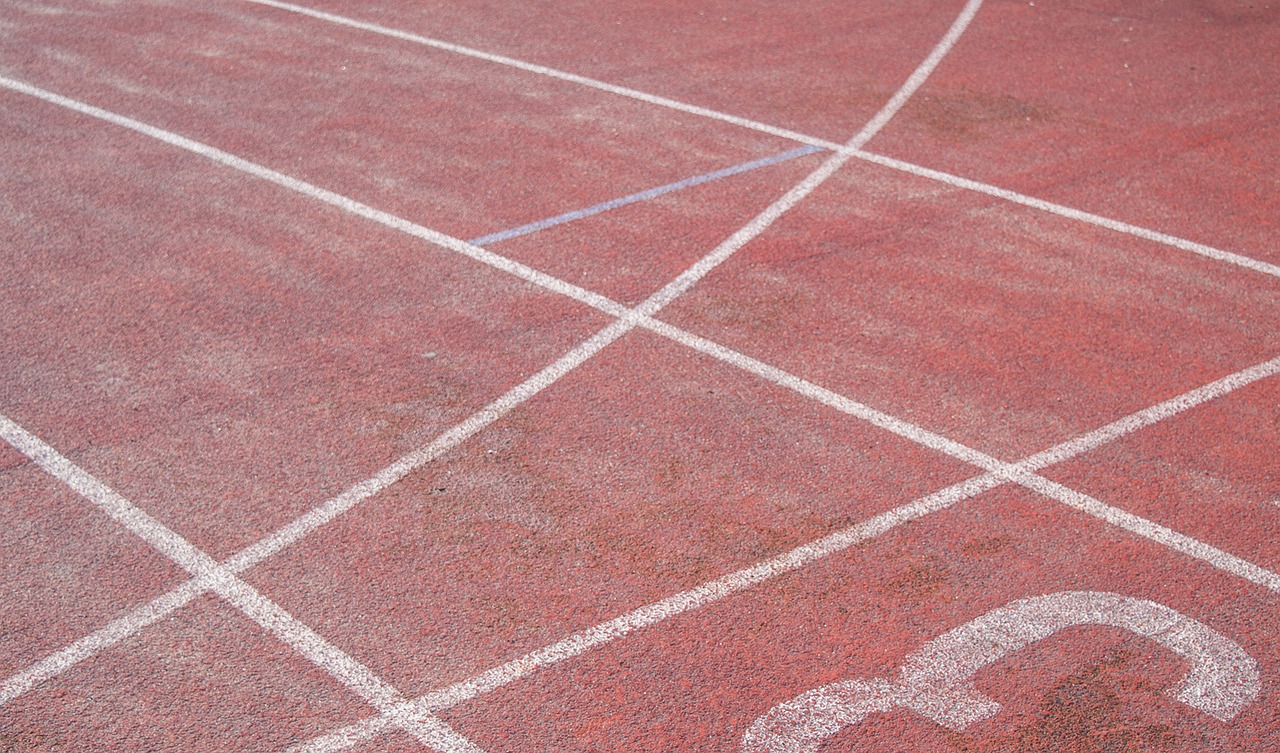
[468,145,825,246]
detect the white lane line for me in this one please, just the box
[850,150,1280,280]
[286,352,1280,752]
[227,318,635,573]
[1015,472,1280,593]
[843,0,984,149]
[0,578,205,706]
[0,0,976,718]
[1014,355,1280,473]
[630,0,984,317]
[0,414,221,577]
[468,145,826,247]
[244,0,1280,282]
[290,472,1010,753]
[0,414,479,753]
[0,76,632,323]
[242,0,833,149]
[640,319,1005,471]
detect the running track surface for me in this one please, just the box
[1,1,1278,751]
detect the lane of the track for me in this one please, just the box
[660,157,1280,460]
[0,90,608,560]
[0,0,795,243]
[242,328,977,697]
[439,485,1280,752]
[871,0,1280,265]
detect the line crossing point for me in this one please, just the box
[0,414,480,753]
[5,44,1280,734]
[244,0,1280,283]
[287,352,1280,752]
[3,3,1277,750]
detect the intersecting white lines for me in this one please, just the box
[0,1,985,731]
[0,414,482,753]
[2,0,1277,751]
[244,0,1280,282]
[288,349,1280,752]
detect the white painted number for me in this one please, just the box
[744,591,1259,753]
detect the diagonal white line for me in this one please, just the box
[291,352,1280,752]
[6,6,1278,749]
[850,150,1280,280]
[242,0,831,149]
[244,0,1280,282]
[0,0,981,725]
[1012,472,1280,592]
[1,578,205,705]
[0,414,479,752]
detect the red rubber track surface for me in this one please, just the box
[1,0,1277,751]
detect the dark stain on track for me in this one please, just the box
[903,88,1059,141]
[958,648,1186,753]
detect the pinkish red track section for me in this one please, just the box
[1,0,1278,751]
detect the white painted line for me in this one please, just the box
[0,578,206,706]
[1014,355,1280,473]
[291,350,1280,751]
[0,413,478,752]
[640,318,1006,471]
[242,0,837,150]
[0,0,949,689]
[747,591,1257,751]
[0,414,222,577]
[843,0,985,150]
[1015,472,1280,593]
[0,75,632,325]
[287,714,397,753]
[632,0,984,316]
[244,0,1280,282]
[850,150,1280,280]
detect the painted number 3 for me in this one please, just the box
[743,591,1260,753]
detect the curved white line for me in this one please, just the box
[746,591,1259,752]
[898,591,1259,726]
[246,0,1280,281]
